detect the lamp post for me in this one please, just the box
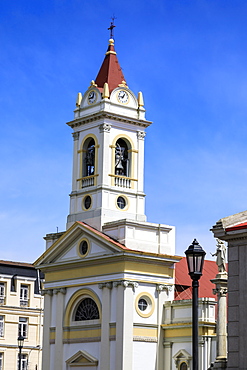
[185,239,206,370]
[18,335,24,370]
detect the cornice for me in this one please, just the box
[36,251,177,273]
[66,111,152,129]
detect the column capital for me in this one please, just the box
[41,289,53,296]
[137,130,146,140]
[72,132,80,141]
[98,282,113,289]
[213,287,228,297]
[156,284,173,293]
[113,280,139,290]
[99,123,111,133]
[53,287,67,295]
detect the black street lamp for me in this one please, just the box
[18,335,24,370]
[185,239,206,370]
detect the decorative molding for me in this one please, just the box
[113,280,139,290]
[99,123,111,133]
[98,282,113,289]
[213,287,228,297]
[156,284,173,293]
[41,289,53,296]
[133,336,157,343]
[137,130,146,140]
[53,288,66,295]
[66,111,152,129]
[72,132,80,141]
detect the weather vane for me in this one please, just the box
[108,16,116,38]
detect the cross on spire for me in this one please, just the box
[108,16,116,39]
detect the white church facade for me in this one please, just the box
[35,34,216,370]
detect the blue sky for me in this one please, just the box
[1,0,247,262]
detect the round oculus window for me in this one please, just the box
[138,298,148,311]
[84,195,92,210]
[79,240,88,256]
[117,196,126,209]
[135,293,155,318]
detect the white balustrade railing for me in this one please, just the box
[114,176,131,188]
[82,176,95,188]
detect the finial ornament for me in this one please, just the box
[89,80,97,87]
[76,92,82,107]
[108,16,116,39]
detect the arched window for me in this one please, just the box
[115,138,129,177]
[84,138,95,177]
[74,298,99,321]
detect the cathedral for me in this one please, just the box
[35,32,216,370]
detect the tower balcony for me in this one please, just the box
[110,174,137,189]
[78,174,98,188]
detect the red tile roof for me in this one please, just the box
[95,39,126,93]
[226,221,247,232]
[175,257,219,300]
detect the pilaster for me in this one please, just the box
[163,342,172,370]
[53,288,66,370]
[41,289,53,370]
[136,130,145,193]
[72,131,80,193]
[114,280,138,370]
[99,282,112,370]
[156,284,172,370]
[99,123,111,187]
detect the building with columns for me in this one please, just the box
[212,210,247,370]
[34,35,217,370]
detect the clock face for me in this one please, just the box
[88,91,97,104]
[117,90,129,104]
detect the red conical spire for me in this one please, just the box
[95,38,127,93]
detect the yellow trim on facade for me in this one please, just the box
[162,322,216,338]
[109,327,116,336]
[133,327,158,338]
[109,174,138,181]
[44,261,174,284]
[63,327,101,340]
[77,174,99,182]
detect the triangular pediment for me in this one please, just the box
[66,350,98,367]
[173,348,192,361]
[35,221,128,266]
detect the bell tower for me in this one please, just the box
[66,37,152,231]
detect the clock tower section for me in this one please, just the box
[66,38,152,231]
